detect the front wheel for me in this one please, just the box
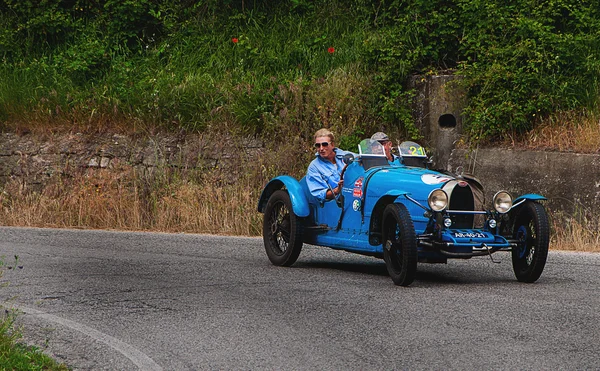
[511,201,550,283]
[262,190,304,266]
[382,203,418,286]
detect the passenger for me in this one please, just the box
[371,132,401,165]
[306,128,352,202]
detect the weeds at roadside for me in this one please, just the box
[550,208,600,252]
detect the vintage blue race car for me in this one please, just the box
[258,139,550,286]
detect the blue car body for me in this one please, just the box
[258,140,550,286]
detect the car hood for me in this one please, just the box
[361,166,455,200]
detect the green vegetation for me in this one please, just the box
[0,314,69,370]
[0,0,598,142]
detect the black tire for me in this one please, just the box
[262,190,304,266]
[382,203,418,286]
[511,201,550,283]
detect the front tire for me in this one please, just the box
[263,190,304,266]
[382,203,418,286]
[511,201,550,283]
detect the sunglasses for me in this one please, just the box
[314,142,330,148]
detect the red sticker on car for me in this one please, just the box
[353,177,364,198]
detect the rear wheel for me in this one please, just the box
[382,203,418,286]
[263,190,304,266]
[511,201,549,283]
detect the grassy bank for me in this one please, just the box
[2,1,599,142]
[0,314,69,371]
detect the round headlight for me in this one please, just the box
[493,191,513,214]
[428,189,448,212]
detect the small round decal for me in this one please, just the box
[352,199,361,211]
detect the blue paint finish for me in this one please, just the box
[514,193,547,203]
[257,175,310,217]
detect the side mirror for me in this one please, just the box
[343,153,355,165]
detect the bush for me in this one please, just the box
[0,0,598,141]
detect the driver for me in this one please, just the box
[306,128,352,202]
[371,132,401,165]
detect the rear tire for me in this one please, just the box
[262,190,304,266]
[511,201,549,283]
[382,203,418,286]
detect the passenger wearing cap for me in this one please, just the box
[306,128,353,203]
[371,132,401,165]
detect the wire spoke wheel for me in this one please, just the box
[382,203,418,286]
[263,190,303,266]
[511,201,550,283]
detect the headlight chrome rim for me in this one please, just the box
[428,189,448,212]
[493,191,513,214]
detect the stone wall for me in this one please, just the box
[0,131,598,220]
[448,147,600,216]
[0,131,262,192]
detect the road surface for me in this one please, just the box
[1,227,599,370]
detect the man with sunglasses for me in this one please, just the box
[306,128,352,203]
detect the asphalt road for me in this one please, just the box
[1,227,599,370]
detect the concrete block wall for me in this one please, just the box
[448,147,600,218]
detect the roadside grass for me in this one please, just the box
[508,110,600,252]
[0,130,311,237]
[551,208,600,252]
[0,313,69,371]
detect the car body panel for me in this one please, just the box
[258,175,310,217]
[260,139,550,283]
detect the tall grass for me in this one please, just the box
[0,7,373,137]
[0,130,310,236]
[0,132,597,253]
[551,209,600,252]
[0,163,266,236]
[0,2,598,252]
[517,110,600,153]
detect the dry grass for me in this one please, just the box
[510,110,600,153]
[550,209,600,252]
[1,162,598,252]
[507,110,600,251]
[0,162,267,236]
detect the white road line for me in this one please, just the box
[15,305,163,371]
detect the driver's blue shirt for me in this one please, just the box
[306,148,352,203]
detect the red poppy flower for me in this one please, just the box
[327,47,335,54]
[232,38,239,44]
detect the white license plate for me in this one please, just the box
[453,232,487,239]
